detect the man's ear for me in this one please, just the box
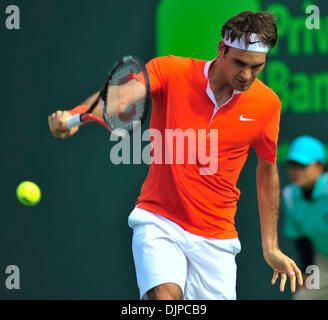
[218,40,226,58]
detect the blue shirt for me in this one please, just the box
[282,172,328,258]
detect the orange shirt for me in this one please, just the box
[136,55,281,239]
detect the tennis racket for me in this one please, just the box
[66,55,151,136]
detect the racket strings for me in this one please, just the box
[104,60,147,133]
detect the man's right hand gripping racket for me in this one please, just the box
[66,55,151,137]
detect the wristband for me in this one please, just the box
[68,105,89,115]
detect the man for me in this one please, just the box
[48,11,302,299]
[282,135,328,299]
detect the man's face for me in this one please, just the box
[218,42,267,91]
[287,161,324,188]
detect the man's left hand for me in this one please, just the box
[264,248,303,293]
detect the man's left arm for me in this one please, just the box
[256,157,303,293]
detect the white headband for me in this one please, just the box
[223,32,270,53]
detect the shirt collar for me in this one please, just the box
[203,58,242,95]
[312,173,328,199]
[204,58,241,110]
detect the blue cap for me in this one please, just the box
[286,135,326,165]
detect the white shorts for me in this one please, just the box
[128,207,241,300]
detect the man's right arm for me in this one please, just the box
[48,77,147,139]
[47,90,100,139]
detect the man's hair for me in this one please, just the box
[221,11,278,52]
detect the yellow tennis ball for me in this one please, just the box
[16,181,41,206]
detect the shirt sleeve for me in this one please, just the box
[251,105,281,164]
[145,56,177,97]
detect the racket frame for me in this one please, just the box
[78,55,151,135]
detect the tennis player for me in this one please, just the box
[48,11,303,300]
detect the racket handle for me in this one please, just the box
[66,114,82,129]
